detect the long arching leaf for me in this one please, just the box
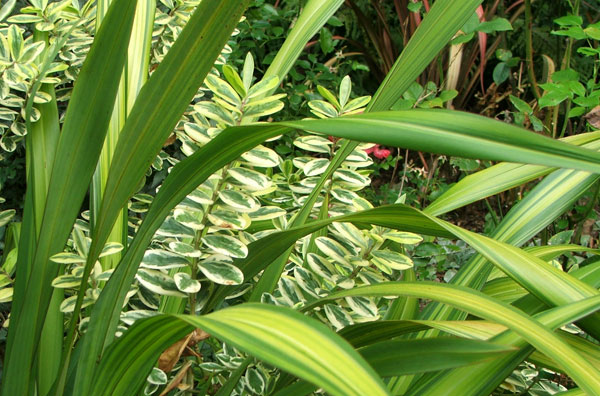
[83,111,600,392]
[263,0,344,85]
[359,337,515,377]
[426,132,600,216]
[1,1,139,394]
[421,166,600,336]
[203,203,599,312]
[90,304,388,396]
[72,1,251,394]
[254,0,487,308]
[406,293,600,396]
[302,283,600,395]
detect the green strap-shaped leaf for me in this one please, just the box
[91,0,156,271]
[360,337,515,377]
[84,110,600,391]
[339,321,432,348]
[422,328,600,384]
[90,304,388,396]
[483,246,599,303]
[81,0,251,289]
[59,1,155,392]
[1,1,139,395]
[416,266,600,394]
[384,267,419,320]
[253,0,486,299]
[271,380,318,396]
[26,28,64,396]
[302,284,600,395]
[418,138,600,349]
[204,203,599,312]
[510,261,600,324]
[369,0,484,112]
[90,314,190,396]
[287,300,600,395]
[94,0,250,258]
[556,390,586,396]
[274,334,517,396]
[342,260,600,351]
[426,132,600,216]
[442,220,598,306]
[524,244,600,261]
[263,0,344,92]
[287,112,600,172]
[406,294,600,396]
[72,1,251,394]
[421,165,600,334]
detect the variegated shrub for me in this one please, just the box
[1,1,600,396]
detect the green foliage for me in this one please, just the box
[1,2,600,396]
[493,49,519,86]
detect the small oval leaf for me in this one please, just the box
[202,234,248,258]
[174,272,201,293]
[198,258,244,285]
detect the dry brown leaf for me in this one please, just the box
[584,105,600,129]
[158,329,210,373]
[159,361,193,396]
[163,133,177,147]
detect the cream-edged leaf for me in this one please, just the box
[227,168,272,191]
[173,209,204,230]
[371,250,414,272]
[141,250,190,270]
[174,273,201,293]
[293,135,332,153]
[382,231,423,245]
[222,64,246,97]
[0,209,16,227]
[304,158,330,176]
[99,242,124,258]
[247,76,279,99]
[136,269,186,297]
[249,206,286,220]
[50,252,86,264]
[168,241,201,258]
[52,274,83,289]
[315,237,352,265]
[219,190,260,212]
[317,85,340,109]
[202,234,248,258]
[244,99,284,119]
[309,100,338,118]
[205,73,241,106]
[241,145,280,167]
[208,210,251,230]
[339,75,351,109]
[198,258,244,285]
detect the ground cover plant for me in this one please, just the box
[1,0,600,395]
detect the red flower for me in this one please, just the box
[365,144,391,159]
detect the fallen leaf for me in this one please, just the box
[584,105,600,129]
[158,329,210,373]
[159,361,193,396]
